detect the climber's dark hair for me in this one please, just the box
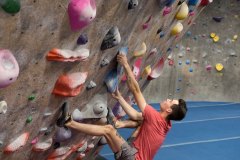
[167,99,187,121]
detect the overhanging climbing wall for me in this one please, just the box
[0,0,212,159]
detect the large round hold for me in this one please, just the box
[0,49,19,88]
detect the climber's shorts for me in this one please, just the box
[114,142,138,160]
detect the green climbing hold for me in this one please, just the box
[26,116,32,123]
[28,95,35,101]
[1,0,21,14]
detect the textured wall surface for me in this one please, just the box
[0,0,208,160]
[144,0,240,103]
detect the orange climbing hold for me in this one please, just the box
[4,132,30,153]
[47,48,89,62]
[52,72,88,97]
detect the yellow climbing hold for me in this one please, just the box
[210,33,216,38]
[133,42,147,57]
[215,63,223,72]
[233,35,238,40]
[175,2,189,20]
[171,22,183,35]
[213,35,220,42]
[141,65,151,78]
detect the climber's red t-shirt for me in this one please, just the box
[132,104,172,160]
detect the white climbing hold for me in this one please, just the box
[0,101,7,114]
[87,80,97,90]
[100,58,110,67]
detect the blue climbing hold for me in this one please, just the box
[178,61,182,65]
[188,0,199,6]
[104,69,118,93]
[186,31,192,37]
[189,68,193,72]
[186,59,190,65]
[160,31,165,38]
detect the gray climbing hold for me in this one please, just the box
[55,127,72,142]
[192,59,198,63]
[178,53,183,58]
[0,140,3,146]
[87,80,97,90]
[43,112,52,117]
[230,52,237,57]
[39,127,48,132]
[72,94,108,121]
[128,0,138,10]
[100,26,121,50]
[77,34,88,45]
[202,52,208,58]
[100,58,110,67]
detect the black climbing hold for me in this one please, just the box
[157,28,162,34]
[212,16,224,22]
[77,34,88,45]
[178,0,185,5]
[100,26,121,50]
[128,0,138,10]
[56,102,69,127]
[53,142,60,149]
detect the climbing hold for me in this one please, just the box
[1,0,21,14]
[163,6,172,16]
[52,72,88,97]
[168,59,174,66]
[73,94,108,120]
[43,112,52,117]
[31,137,39,145]
[212,16,224,22]
[104,69,118,93]
[0,49,19,88]
[39,127,48,132]
[26,116,32,123]
[176,88,181,92]
[159,31,165,38]
[188,0,199,6]
[210,33,216,38]
[32,138,53,152]
[213,35,219,42]
[47,48,89,62]
[132,58,142,79]
[189,68,193,72]
[171,22,183,35]
[4,132,29,153]
[178,53,183,58]
[175,2,189,20]
[205,65,212,71]
[142,16,152,30]
[68,0,96,31]
[161,0,176,7]
[148,57,165,80]
[157,27,163,34]
[98,137,107,146]
[77,34,88,45]
[186,59,190,65]
[200,0,213,6]
[86,80,97,90]
[186,31,192,37]
[28,95,35,101]
[178,78,182,82]
[178,0,185,5]
[178,61,182,65]
[0,101,7,114]
[186,47,191,51]
[133,42,147,57]
[128,0,138,10]
[101,26,121,50]
[193,59,198,63]
[77,141,88,153]
[141,65,151,78]
[55,127,72,142]
[233,35,238,40]
[56,102,69,127]
[147,48,157,58]
[100,58,110,67]
[215,63,223,71]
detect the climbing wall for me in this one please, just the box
[0,0,211,160]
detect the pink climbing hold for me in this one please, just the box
[132,58,142,80]
[0,49,19,88]
[200,0,213,6]
[68,0,96,31]
[206,65,212,71]
[142,16,152,30]
[163,6,172,16]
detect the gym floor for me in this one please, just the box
[99,101,240,160]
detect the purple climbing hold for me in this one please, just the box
[101,26,121,50]
[55,127,72,142]
[212,16,224,22]
[77,34,88,45]
[128,0,138,10]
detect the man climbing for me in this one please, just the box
[58,54,187,160]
